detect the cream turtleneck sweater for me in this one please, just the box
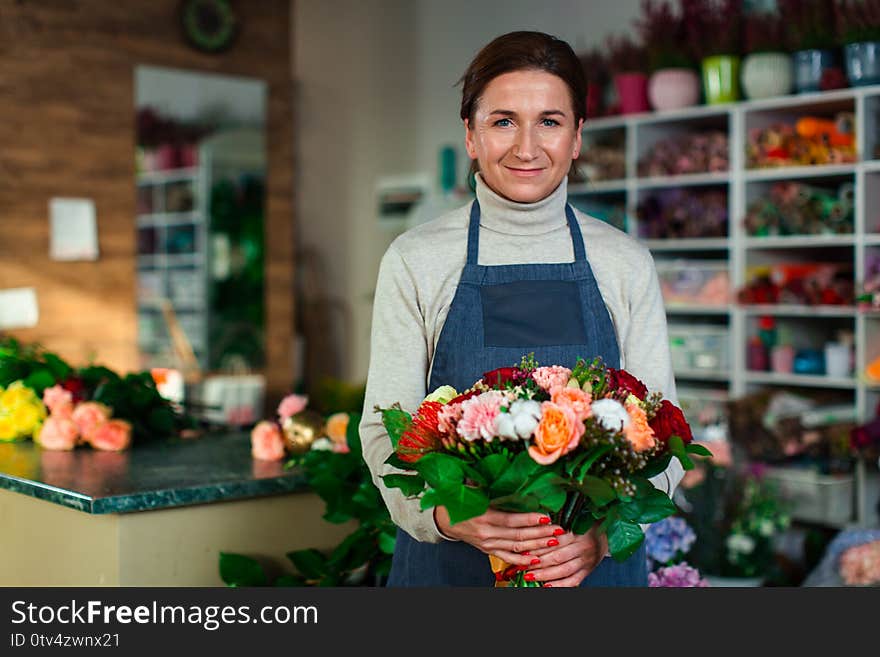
[359,174,682,543]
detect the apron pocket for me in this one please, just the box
[480,279,588,347]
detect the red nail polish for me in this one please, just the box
[547,538,559,547]
[543,583,552,588]
[524,573,536,582]
[553,528,565,536]
[530,558,541,565]
[522,551,531,556]
[539,516,551,525]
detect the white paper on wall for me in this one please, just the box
[0,287,39,329]
[49,197,99,261]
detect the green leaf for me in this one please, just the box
[42,353,71,381]
[23,368,55,394]
[617,486,677,524]
[346,412,363,458]
[384,452,412,470]
[677,453,696,471]
[378,530,397,555]
[274,574,304,587]
[476,453,511,482]
[576,445,614,481]
[219,552,268,587]
[421,485,489,525]
[381,473,425,497]
[575,475,617,507]
[380,407,412,450]
[640,453,672,479]
[287,548,328,579]
[414,453,464,490]
[489,450,540,498]
[606,519,645,563]
[686,443,713,457]
[571,511,597,535]
[668,435,685,458]
[521,471,567,501]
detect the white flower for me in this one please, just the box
[494,399,542,441]
[726,533,755,555]
[590,399,631,432]
[311,437,334,451]
[758,519,775,537]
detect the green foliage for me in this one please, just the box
[379,406,411,450]
[218,552,269,587]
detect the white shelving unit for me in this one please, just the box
[578,85,880,529]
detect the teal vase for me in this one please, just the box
[702,55,741,104]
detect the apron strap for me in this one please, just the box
[466,200,587,265]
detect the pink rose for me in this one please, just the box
[532,366,572,393]
[88,419,132,451]
[550,385,592,423]
[36,417,79,451]
[72,402,112,443]
[277,394,308,421]
[43,385,74,418]
[251,420,286,461]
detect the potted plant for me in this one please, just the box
[636,0,701,111]
[684,0,745,104]
[579,47,611,118]
[605,33,650,114]
[836,0,880,87]
[778,0,843,92]
[740,10,793,99]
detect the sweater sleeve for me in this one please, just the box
[620,247,685,499]
[359,243,447,543]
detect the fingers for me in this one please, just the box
[486,510,555,529]
[523,532,606,587]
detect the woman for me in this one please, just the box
[359,31,683,587]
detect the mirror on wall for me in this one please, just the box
[134,65,267,378]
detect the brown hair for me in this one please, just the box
[458,31,586,183]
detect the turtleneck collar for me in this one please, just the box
[474,173,569,236]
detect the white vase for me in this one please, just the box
[648,68,701,111]
[741,52,793,100]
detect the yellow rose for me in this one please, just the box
[11,403,42,435]
[1,382,35,409]
[424,385,458,405]
[0,415,21,441]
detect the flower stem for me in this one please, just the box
[559,491,581,531]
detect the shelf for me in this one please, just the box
[644,238,729,251]
[743,164,856,182]
[665,304,732,315]
[745,371,858,389]
[744,235,855,249]
[636,172,730,189]
[740,304,858,317]
[674,369,731,382]
[865,235,880,246]
[137,212,201,227]
[568,180,627,194]
[136,167,200,185]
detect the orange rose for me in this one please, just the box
[550,386,592,423]
[36,417,79,451]
[251,420,285,461]
[624,403,656,453]
[528,401,583,465]
[88,419,132,451]
[325,412,349,447]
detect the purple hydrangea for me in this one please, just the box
[645,517,697,566]
[648,562,709,588]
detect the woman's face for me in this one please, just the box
[465,69,582,203]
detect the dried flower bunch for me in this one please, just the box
[743,10,789,54]
[635,0,695,71]
[835,0,880,45]
[777,0,838,50]
[605,33,648,75]
[681,0,745,60]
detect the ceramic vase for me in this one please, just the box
[792,48,837,93]
[844,41,880,87]
[614,72,650,115]
[648,68,701,111]
[741,52,793,100]
[702,55,741,104]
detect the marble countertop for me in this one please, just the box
[0,431,308,514]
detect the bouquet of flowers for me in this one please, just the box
[377,354,709,587]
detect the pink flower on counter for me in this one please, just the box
[36,417,79,451]
[42,385,74,419]
[71,402,112,443]
[88,419,132,451]
[532,366,572,393]
[277,394,308,421]
[251,421,285,461]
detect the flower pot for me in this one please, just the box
[614,72,650,115]
[701,55,741,104]
[741,52,793,100]
[793,48,837,93]
[648,68,700,111]
[704,575,764,587]
[844,41,880,87]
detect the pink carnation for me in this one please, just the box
[456,392,504,442]
[251,420,286,461]
[71,402,112,443]
[88,419,132,451]
[36,417,79,451]
[437,402,463,434]
[532,366,572,393]
[277,394,308,421]
[550,385,592,423]
[839,540,880,586]
[43,385,74,419]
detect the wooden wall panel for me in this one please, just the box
[0,0,295,399]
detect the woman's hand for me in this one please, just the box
[434,506,563,567]
[520,526,609,587]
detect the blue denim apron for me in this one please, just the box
[387,200,648,587]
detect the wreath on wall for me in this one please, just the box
[179,0,239,54]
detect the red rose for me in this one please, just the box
[481,367,522,388]
[448,389,481,405]
[61,377,87,404]
[607,368,648,399]
[649,400,693,445]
